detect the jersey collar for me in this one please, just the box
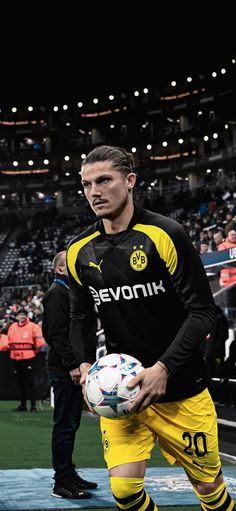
[96,203,145,235]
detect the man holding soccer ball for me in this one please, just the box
[67,146,235,511]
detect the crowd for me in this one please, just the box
[1,181,236,302]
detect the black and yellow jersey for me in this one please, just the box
[67,205,216,402]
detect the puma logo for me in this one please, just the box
[89,260,103,273]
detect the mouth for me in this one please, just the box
[93,201,108,207]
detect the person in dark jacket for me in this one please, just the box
[42,250,97,500]
[204,305,229,378]
[67,146,235,511]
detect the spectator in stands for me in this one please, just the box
[3,311,16,333]
[199,202,209,217]
[0,320,8,350]
[199,241,212,254]
[217,230,236,287]
[206,228,215,251]
[224,214,236,237]
[208,197,217,213]
[8,308,45,412]
[199,230,209,244]
[214,214,225,232]
[213,230,224,249]
[42,250,97,500]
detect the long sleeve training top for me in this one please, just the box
[67,205,216,402]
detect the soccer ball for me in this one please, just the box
[85,353,144,419]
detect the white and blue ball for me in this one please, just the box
[85,353,144,419]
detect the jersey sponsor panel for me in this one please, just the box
[89,280,166,306]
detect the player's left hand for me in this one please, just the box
[127,362,169,413]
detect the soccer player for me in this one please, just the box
[67,145,235,511]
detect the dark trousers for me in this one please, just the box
[49,367,84,484]
[14,358,37,408]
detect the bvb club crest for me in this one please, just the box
[130,245,148,271]
[102,431,110,454]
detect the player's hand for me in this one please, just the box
[79,362,95,413]
[79,362,92,385]
[127,361,169,414]
[70,367,81,385]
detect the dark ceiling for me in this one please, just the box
[1,50,234,108]
[0,12,234,107]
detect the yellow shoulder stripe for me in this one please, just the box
[133,223,177,275]
[67,231,101,285]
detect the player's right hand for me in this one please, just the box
[127,361,169,413]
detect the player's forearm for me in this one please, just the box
[159,305,216,374]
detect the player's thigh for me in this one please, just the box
[100,414,156,470]
[109,460,147,478]
[154,388,221,482]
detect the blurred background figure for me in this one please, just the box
[217,230,236,287]
[213,231,225,249]
[199,240,212,254]
[221,340,236,406]
[42,251,97,500]
[0,320,8,351]
[204,305,229,378]
[7,308,45,412]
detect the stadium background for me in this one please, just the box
[0,18,235,510]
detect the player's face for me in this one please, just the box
[81,161,136,219]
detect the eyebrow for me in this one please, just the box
[81,174,113,183]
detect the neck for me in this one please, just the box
[102,202,134,234]
[19,319,27,326]
[54,274,69,288]
[55,272,67,280]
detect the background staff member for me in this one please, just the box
[8,307,45,412]
[42,250,97,500]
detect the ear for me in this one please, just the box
[127,172,136,190]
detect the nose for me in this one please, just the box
[90,183,101,196]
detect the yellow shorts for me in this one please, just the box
[100,388,221,482]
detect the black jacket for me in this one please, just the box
[42,274,77,372]
[67,205,216,402]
